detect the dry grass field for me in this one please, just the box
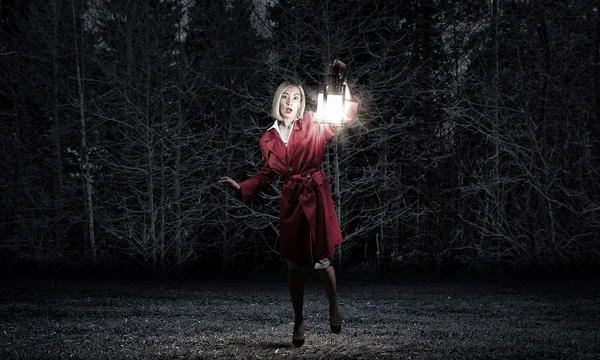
[1,274,599,359]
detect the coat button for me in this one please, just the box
[306,174,311,178]
[288,166,292,172]
[302,160,306,165]
[299,194,304,198]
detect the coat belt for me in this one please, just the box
[282,167,315,182]
[282,168,325,192]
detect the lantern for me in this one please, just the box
[315,70,346,124]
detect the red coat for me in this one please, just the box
[239,96,360,263]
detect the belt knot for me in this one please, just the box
[282,168,324,192]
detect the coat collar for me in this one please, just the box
[263,128,286,163]
[263,117,306,164]
[267,117,303,133]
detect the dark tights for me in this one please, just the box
[287,265,341,327]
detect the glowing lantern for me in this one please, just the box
[315,70,346,124]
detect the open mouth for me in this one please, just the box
[286,108,293,114]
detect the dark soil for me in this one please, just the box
[1,275,599,359]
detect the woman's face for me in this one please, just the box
[279,86,302,120]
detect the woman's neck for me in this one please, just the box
[279,117,295,129]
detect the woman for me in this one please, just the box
[219,60,359,347]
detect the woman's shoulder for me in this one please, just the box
[260,127,277,142]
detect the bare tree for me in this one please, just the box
[86,0,212,271]
[1,0,598,273]
[70,0,98,263]
[1,0,85,265]
[442,0,600,268]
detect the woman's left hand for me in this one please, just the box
[330,59,347,82]
[330,59,346,71]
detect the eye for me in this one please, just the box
[294,95,300,100]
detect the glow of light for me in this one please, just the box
[316,88,345,124]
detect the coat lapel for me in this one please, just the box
[263,129,287,163]
[287,118,306,162]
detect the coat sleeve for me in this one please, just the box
[238,137,276,201]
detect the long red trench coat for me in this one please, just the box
[239,97,360,263]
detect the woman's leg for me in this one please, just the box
[287,268,305,346]
[318,265,341,333]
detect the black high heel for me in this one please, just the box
[329,305,341,334]
[292,338,305,347]
[292,319,305,347]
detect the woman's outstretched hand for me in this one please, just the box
[219,176,241,190]
[330,59,346,69]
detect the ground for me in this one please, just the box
[1,273,599,359]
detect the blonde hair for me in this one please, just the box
[271,81,306,121]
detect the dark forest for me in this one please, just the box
[1,0,599,276]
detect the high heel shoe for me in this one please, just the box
[329,306,341,334]
[292,319,305,347]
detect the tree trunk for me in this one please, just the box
[380,139,387,267]
[126,0,136,91]
[536,2,557,264]
[159,69,166,270]
[221,102,233,273]
[51,0,64,248]
[146,59,157,270]
[596,0,600,125]
[175,97,183,265]
[72,0,97,263]
[492,0,500,220]
[334,136,342,268]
